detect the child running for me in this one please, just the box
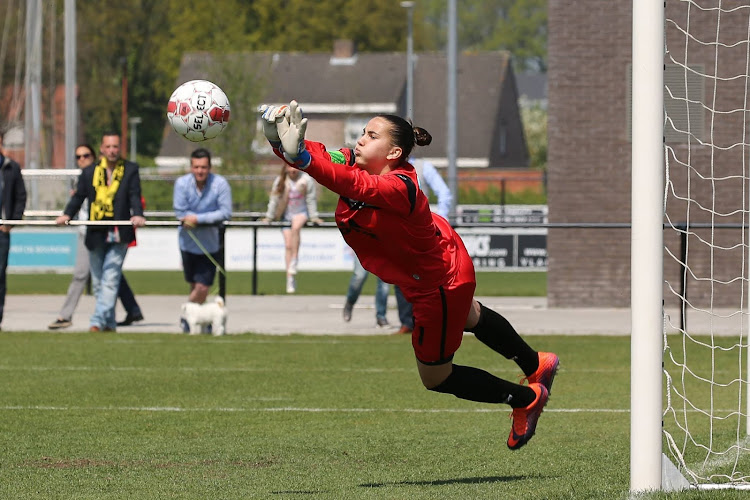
[259,101,559,450]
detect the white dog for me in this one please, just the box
[181,296,227,336]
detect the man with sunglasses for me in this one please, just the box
[48,144,145,330]
[56,132,145,332]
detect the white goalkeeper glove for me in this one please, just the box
[279,100,310,169]
[258,104,289,146]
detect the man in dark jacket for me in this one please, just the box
[56,132,145,332]
[0,133,27,329]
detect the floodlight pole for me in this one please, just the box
[24,0,42,211]
[64,0,76,168]
[24,0,42,170]
[446,0,458,224]
[128,117,141,161]
[630,0,664,492]
[121,58,128,155]
[400,1,415,121]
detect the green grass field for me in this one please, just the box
[7,270,547,296]
[0,332,746,499]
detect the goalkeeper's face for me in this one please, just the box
[354,117,403,175]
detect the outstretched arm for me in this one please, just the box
[262,100,416,216]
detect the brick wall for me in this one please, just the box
[547,0,633,307]
[549,0,750,307]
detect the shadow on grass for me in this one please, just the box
[360,474,538,488]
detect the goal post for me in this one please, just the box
[636,0,750,492]
[630,0,665,492]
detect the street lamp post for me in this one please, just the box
[128,117,142,162]
[400,1,415,121]
[447,0,458,223]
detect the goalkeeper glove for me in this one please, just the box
[258,104,289,146]
[279,100,310,169]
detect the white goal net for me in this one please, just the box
[662,0,750,488]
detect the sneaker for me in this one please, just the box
[525,352,560,394]
[396,325,412,335]
[376,317,389,328]
[48,318,72,330]
[343,301,353,322]
[286,276,296,294]
[89,326,116,333]
[507,383,549,451]
[117,313,144,327]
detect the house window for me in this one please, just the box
[344,117,370,147]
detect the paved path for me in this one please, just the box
[6,294,745,336]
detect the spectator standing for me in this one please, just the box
[342,254,391,328]
[393,158,453,334]
[263,164,322,293]
[0,132,27,330]
[173,148,232,323]
[56,132,145,332]
[48,144,144,329]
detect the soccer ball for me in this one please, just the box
[166,80,230,142]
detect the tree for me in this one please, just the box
[521,104,547,170]
[6,1,548,159]
[76,1,171,153]
[247,0,412,52]
[419,0,547,71]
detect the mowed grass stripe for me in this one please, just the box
[2,332,742,498]
[0,405,631,413]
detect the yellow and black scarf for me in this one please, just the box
[90,157,125,221]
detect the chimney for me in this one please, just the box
[333,39,356,58]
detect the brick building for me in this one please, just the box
[548,1,748,307]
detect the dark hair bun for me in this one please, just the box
[413,127,432,147]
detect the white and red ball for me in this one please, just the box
[166,80,230,142]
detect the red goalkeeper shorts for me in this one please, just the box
[403,243,476,365]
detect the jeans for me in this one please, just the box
[0,231,10,324]
[118,276,141,317]
[88,242,128,329]
[59,233,141,321]
[346,255,389,320]
[394,286,414,329]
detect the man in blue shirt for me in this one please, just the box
[173,148,232,310]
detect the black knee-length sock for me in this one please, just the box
[467,303,539,377]
[429,364,536,408]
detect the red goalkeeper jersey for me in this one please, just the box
[276,141,462,289]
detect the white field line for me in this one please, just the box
[0,405,630,414]
[327,303,543,311]
[101,338,361,344]
[686,435,750,474]
[0,365,629,376]
[0,364,627,374]
[0,365,418,373]
[2,406,738,414]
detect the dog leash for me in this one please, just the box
[186,227,227,298]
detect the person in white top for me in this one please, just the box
[263,164,323,293]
